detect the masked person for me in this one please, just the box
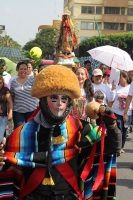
[0,65,121,200]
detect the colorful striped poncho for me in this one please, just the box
[0,116,116,200]
[4,118,83,168]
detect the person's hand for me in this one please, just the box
[75,125,101,148]
[0,137,6,166]
[87,125,101,144]
[99,105,106,116]
[7,113,12,121]
[123,113,128,123]
[111,80,116,90]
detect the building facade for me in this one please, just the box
[64,0,133,42]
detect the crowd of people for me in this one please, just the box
[0,56,132,199]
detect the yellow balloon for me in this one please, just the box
[30,47,42,58]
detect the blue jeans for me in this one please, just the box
[13,111,34,129]
[129,110,133,125]
[115,113,128,148]
[0,116,7,143]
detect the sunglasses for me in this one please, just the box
[105,74,110,77]
[101,68,106,70]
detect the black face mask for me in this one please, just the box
[39,96,72,126]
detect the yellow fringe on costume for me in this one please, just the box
[42,177,55,185]
[53,135,65,144]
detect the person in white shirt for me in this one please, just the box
[123,80,133,125]
[27,62,34,76]
[92,68,114,105]
[112,71,131,155]
[0,59,11,88]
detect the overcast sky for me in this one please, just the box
[0,0,63,46]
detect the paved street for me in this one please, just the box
[117,132,133,200]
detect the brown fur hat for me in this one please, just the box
[31,65,81,99]
[85,102,100,119]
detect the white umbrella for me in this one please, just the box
[87,45,133,71]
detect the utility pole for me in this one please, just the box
[94,16,102,45]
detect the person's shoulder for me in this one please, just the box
[1,85,10,93]
[19,120,39,132]
[11,75,18,80]
[3,71,11,77]
[103,83,111,90]
[130,81,133,87]
[28,75,34,81]
[11,78,16,85]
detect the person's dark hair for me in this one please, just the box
[26,61,32,65]
[84,60,91,65]
[100,63,106,68]
[91,75,94,83]
[16,61,28,70]
[38,64,45,69]
[84,79,94,102]
[120,71,130,84]
[0,59,6,66]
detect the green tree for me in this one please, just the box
[79,32,133,58]
[23,28,59,58]
[0,34,21,48]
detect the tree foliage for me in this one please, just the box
[23,28,59,59]
[79,32,133,59]
[0,34,21,48]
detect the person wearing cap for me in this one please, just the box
[92,68,115,107]
[0,65,121,200]
[0,59,11,88]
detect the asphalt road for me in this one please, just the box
[117,131,133,200]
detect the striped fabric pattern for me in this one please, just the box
[0,116,116,199]
[0,166,23,199]
[79,154,116,200]
[10,76,38,113]
[4,117,83,168]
